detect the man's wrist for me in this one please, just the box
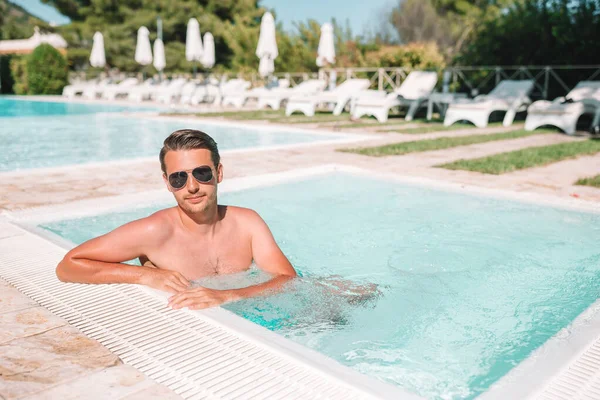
[224,288,245,303]
[134,265,156,285]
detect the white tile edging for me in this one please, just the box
[481,297,600,399]
[5,164,599,226]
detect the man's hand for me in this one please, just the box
[138,268,190,294]
[168,286,235,310]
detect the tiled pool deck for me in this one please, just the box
[1,97,599,399]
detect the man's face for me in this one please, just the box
[162,149,223,214]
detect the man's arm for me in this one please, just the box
[56,216,189,293]
[168,210,296,310]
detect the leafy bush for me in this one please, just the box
[26,44,68,94]
[65,47,90,71]
[366,42,446,70]
[9,55,28,94]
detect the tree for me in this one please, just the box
[47,0,265,73]
[389,0,449,45]
[458,0,600,66]
[0,0,52,40]
[26,44,69,94]
[383,0,515,59]
[37,0,375,74]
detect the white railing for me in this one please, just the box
[70,65,600,100]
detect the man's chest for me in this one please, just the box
[148,235,253,279]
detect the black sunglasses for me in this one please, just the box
[167,165,214,189]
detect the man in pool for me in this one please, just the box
[56,129,298,310]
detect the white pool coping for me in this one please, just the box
[3,164,600,400]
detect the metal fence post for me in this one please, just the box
[543,66,550,99]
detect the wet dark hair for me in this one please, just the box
[159,129,220,173]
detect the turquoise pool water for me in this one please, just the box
[0,98,155,117]
[0,99,346,172]
[40,173,600,399]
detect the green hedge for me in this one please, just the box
[26,44,68,94]
[9,55,28,95]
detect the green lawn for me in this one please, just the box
[270,113,351,124]
[161,109,285,120]
[382,121,507,134]
[325,117,414,129]
[439,138,600,174]
[340,129,550,157]
[576,174,600,188]
[397,123,475,134]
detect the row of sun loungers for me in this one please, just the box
[62,74,600,134]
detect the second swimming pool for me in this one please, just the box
[39,172,600,399]
[0,99,355,172]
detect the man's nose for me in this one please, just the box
[186,176,200,192]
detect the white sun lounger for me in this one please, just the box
[156,79,189,104]
[285,79,371,116]
[127,79,169,102]
[175,81,199,104]
[189,83,221,105]
[351,71,439,122]
[62,81,85,98]
[81,79,113,99]
[63,78,109,98]
[256,79,327,111]
[220,83,261,108]
[211,79,251,106]
[101,78,139,100]
[525,81,600,135]
[444,79,535,128]
[221,79,291,109]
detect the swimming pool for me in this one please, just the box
[0,97,156,117]
[0,99,356,172]
[38,171,600,399]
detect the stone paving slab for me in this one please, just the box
[0,279,179,400]
[0,284,38,317]
[19,365,160,400]
[0,324,120,399]
[120,383,184,400]
[0,307,67,345]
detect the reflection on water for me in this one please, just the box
[192,266,382,333]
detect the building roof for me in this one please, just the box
[0,27,67,55]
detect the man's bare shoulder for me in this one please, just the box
[222,205,263,224]
[122,207,177,240]
[221,205,267,234]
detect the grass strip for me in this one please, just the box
[439,138,600,174]
[575,174,600,188]
[328,119,413,129]
[270,113,351,124]
[160,110,285,120]
[381,122,506,134]
[341,129,550,157]
[398,123,475,134]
